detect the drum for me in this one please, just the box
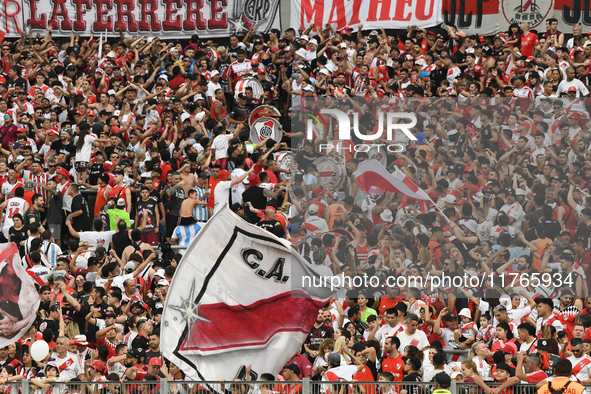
[313,156,345,190]
[276,151,295,183]
[250,116,283,145]
[234,77,264,101]
[249,105,281,126]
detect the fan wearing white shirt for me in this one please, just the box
[397,313,430,354]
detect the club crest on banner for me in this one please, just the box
[501,0,553,29]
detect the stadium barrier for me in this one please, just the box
[0,378,561,394]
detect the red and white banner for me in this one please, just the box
[353,160,431,200]
[0,243,40,347]
[443,0,591,35]
[161,207,335,381]
[1,0,280,38]
[291,0,443,31]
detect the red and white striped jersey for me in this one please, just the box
[228,60,252,85]
[24,171,48,202]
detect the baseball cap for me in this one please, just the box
[91,360,106,373]
[155,269,165,278]
[308,204,319,215]
[537,338,551,351]
[445,312,458,321]
[326,352,341,366]
[116,198,126,208]
[157,279,169,287]
[434,372,451,388]
[124,262,135,273]
[148,358,162,366]
[210,70,220,77]
[311,187,324,197]
[248,174,260,187]
[126,348,142,358]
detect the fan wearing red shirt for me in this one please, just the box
[351,343,376,394]
[380,337,404,381]
[514,351,548,383]
[520,24,538,58]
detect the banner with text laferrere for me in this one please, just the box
[0,0,280,38]
[291,0,443,31]
[443,0,591,35]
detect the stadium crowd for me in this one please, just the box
[1,15,591,394]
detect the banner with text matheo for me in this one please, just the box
[443,0,591,35]
[291,0,444,31]
[0,0,280,38]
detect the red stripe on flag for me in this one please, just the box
[400,173,420,193]
[180,291,326,352]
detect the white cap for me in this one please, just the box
[116,198,126,207]
[158,74,168,81]
[181,113,192,122]
[450,371,463,379]
[157,279,169,287]
[463,219,478,234]
[74,334,88,346]
[300,35,309,42]
[124,262,135,272]
[380,209,393,222]
[309,39,318,45]
[308,205,319,214]
[194,111,205,122]
[106,51,117,58]
[339,43,347,48]
[195,94,204,100]
[113,110,121,117]
[295,48,307,58]
[458,308,471,318]
[442,194,456,204]
[155,269,165,278]
[319,68,330,75]
[210,70,220,77]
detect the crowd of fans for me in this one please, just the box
[1,15,591,394]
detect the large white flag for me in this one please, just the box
[161,207,335,381]
[0,243,40,347]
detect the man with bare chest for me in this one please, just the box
[179,162,197,194]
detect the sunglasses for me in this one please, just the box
[48,165,55,168]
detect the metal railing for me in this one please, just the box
[0,378,568,394]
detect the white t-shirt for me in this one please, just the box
[75,134,97,163]
[230,168,247,204]
[556,79,590,97]
[212,134,233,161]
[213,180,232,215]
[397,330,430,353]
[50,352,84,381]
[206,81,222,99]
[79,230,116,250]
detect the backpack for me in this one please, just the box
[547,381,571,394]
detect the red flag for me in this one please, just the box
[353,160,431,200]
[0,31,6,46]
